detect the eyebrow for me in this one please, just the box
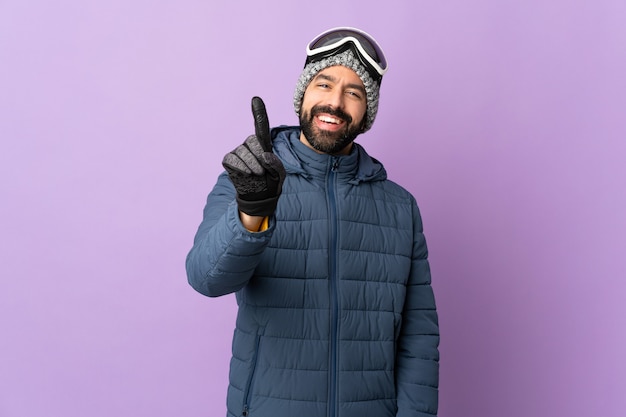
[315,73,366,94]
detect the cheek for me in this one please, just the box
[299,95,314,115]
[351,104,367,127]
[301,85,320,105]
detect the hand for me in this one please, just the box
[222,97,286,217]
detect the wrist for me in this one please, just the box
[240,212,268,232]
[236,194,280,218]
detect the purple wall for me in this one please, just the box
[1,1,625,416]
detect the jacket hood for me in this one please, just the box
[270,126,387,184]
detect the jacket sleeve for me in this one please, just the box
[185,172,275,297]
[396,199,440,416]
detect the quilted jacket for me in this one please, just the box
[186,126,439,417]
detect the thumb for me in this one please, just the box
[251,96,271,152]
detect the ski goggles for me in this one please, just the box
[305,27,388,82]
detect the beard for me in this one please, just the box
[299,105,364,155]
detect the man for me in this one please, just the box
[186,27,439,417]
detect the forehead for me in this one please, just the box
[313,65,363,86]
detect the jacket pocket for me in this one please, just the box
[242,329,263,416]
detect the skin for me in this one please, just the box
[241,65,368,231]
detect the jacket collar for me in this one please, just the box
[271,126,387,184]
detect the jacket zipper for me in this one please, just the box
[242,331,263,416]
[327,158,340,417]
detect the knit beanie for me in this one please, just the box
[293,48,380,132]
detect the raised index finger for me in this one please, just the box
[251,96,271,152]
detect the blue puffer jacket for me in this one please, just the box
[186,126,439,417]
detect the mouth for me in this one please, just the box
[316,114,345,131]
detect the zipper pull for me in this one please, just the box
[331,158,339,172]
[242,405,249,416]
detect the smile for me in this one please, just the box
[318,115,343,125]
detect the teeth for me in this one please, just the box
[319,115,340,124]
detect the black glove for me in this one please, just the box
[222,97,286,217]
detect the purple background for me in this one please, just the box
[1,1,625,416]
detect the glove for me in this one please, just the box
[222,97,286,217]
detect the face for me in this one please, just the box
[299,66,367,155]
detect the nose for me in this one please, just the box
[325,88,345,110]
